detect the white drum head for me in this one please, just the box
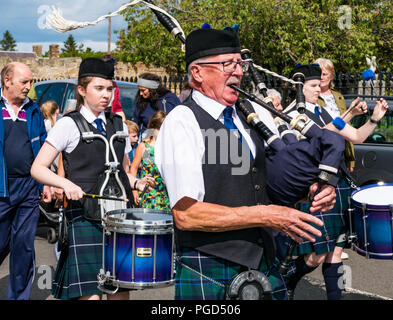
[352,185,393,206]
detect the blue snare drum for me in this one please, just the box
[350,183,393,259]
[98,208,174,290]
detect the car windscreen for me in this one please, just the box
[118,84,138,120]
[37,83,67,109]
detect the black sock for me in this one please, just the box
[285,256,318,291]
[322,262,344,300]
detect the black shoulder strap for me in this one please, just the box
[105,111,123,130]
[319,107,334,124]
[105,111,125,142]
[65,111,92,133]
[304,109,325,127]
[65,111,94,143]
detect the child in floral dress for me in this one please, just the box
[130,111,170,210]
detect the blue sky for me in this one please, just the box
[0,0,131,53]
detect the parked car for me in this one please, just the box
[345,95,393,186]
[34,79,138,119]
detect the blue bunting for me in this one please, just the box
[224,24,239,32]
[201,23,239,32]
[362,69,375,81]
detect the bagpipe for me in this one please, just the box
[231,50,347,274]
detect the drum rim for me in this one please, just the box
[353,244,393,258]
[351,183,393,209]
[106,208,172,216]
[105,208,173,228]
[104,225,173,234]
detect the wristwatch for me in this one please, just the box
[369,118,380,125]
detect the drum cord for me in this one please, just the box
[179,261,225,288]
[178,258,272,291]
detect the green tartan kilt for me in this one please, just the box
[175,248,288,300]
[293,177,353,256]
[52,209,104,300]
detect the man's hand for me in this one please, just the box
[308,183,336,213]
[264,204,324,243]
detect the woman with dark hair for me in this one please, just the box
[132,72,180,136]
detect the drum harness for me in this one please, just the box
[78,114,131,294]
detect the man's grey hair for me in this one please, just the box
[266,88,282,99]
[187,56,213,85]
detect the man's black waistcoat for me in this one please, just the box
[62,111,132,204]
[175,97,276,269]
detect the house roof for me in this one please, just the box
[0,51,37,59]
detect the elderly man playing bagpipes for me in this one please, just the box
[154,26,341,301]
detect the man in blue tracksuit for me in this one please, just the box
[0,62,49,300]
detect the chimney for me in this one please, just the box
[32,45,43,58]
[49,44,60,59]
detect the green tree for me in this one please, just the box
[60,34,112,59]
[118,0,391,73]
[61,34,79,57]
[0,30,17,51]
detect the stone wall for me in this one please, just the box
[0,56,169,82]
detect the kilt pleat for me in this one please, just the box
[175,248,288,300]
[52,209,103,300]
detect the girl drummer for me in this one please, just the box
[31,58,152,300]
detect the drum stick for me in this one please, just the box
[83,193,129,202]
[139,183,149,200]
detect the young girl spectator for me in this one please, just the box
[130,111,170,210]
[40,100,59,132]
[125,120,139,165]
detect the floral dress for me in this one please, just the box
[137,142,171,210]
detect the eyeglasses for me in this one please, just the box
[196,60,249,73]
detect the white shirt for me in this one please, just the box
[155,90,279,208]
[320,94,341,118]
[47,106,131,154]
